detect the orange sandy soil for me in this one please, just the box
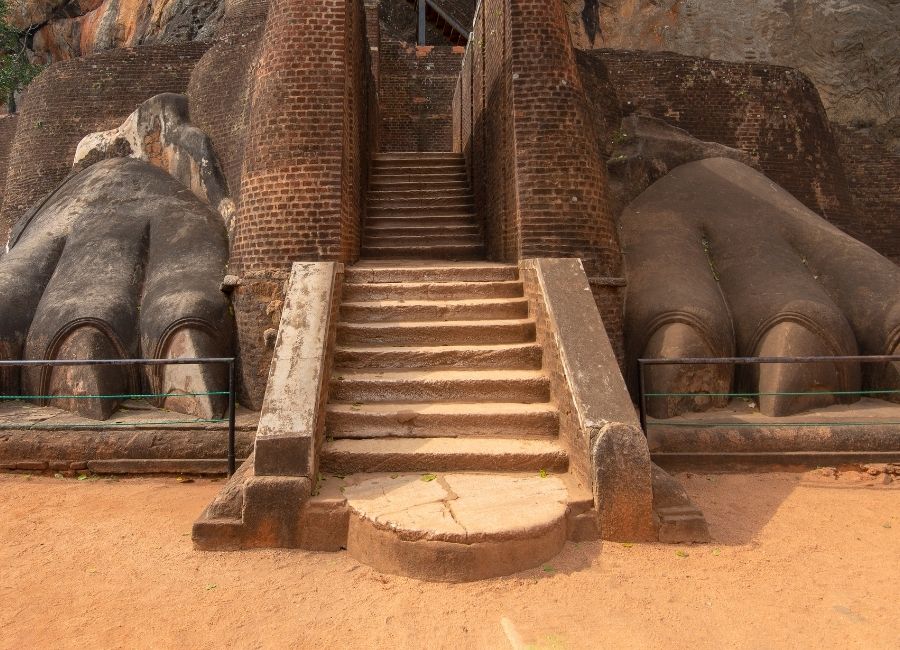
[1,469,897,649]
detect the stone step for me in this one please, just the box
[370,179,469,191]
[372,172,468,184]
[326,402,559,439]
[329,368,550,403]
[368,190,473,201]
[334,342,542,370]
[363,233,484,248]
[344,264,519,284]
[373,158,466,170]
[366,215,478,229]
[341,472,570,581]
[367,204,475,217]
[340,297,529,323]
[367,197,475,209]
[342,279,523,302]
[370,165,466,177]
[374,151,464,161]
[360,243,484,260]
[321,438,568,473]
[367,189,473,201]
[364,224,480,239]
[336,318,536,346]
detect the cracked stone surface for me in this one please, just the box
[343,473,569,544]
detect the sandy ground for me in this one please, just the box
[1,469,897,650]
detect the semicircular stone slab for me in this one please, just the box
[343,473,570,582]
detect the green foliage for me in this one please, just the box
[0,0,41,113]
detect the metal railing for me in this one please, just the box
[0,357,238,475]
[637,354,900,434]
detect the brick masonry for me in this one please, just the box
[585,49,857,239]
[0,44,209,244]
[832,125,900,264]
[453,0,626,361]
[229,0,375,407]
[378,38,464,152]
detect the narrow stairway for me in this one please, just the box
[362,152,483,260]
[317,152,588,581]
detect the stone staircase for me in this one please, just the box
[363,152,484,260]
[323,261,568,473]
[192,152,612,582]
[315,152,592,581]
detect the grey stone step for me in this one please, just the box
[360,243,484,260]
[371,165,466,176]
[337,318,536,346]
[365,215,478,229]
[372,172,468,184]
[339,297,529,322]
[342,279,523,301]
[367,197,475,209]
[374,159,466,169]
[333,342,542,370]
[321,437,568,473]
[329,368,550,403]
[368,204,475,217]
[364,224,480,238]
[363,233,483,248]
[367,189,473,201]
[344,264,519,284]
[325,402,559,439]
[370,179,468,191]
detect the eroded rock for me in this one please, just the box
[565,0,899,135]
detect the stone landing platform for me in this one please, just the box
[0,400,257,474]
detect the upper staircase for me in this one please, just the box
[363,153,484,260]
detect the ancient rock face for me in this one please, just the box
[621,157,900,418]
[10,0,224,63]
[565,0,899,131]
[0,157,233,420]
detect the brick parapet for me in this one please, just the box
[377,38,464,152]
[832,124,900,264]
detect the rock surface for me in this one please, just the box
[565,0,899,131]
[10,0,224,63]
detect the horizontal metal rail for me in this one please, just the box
[638,355,900,366]
[0,357,237,475]
[636,355,900,435]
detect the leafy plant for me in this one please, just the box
[0,0,41,113]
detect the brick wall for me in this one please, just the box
[453,0,625,360]
[588,49,857,236]
[0,44,208,244]
[378,37,463,152]
[0,115,18,224]
[833,125,900,264]
[230,0,375,406]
